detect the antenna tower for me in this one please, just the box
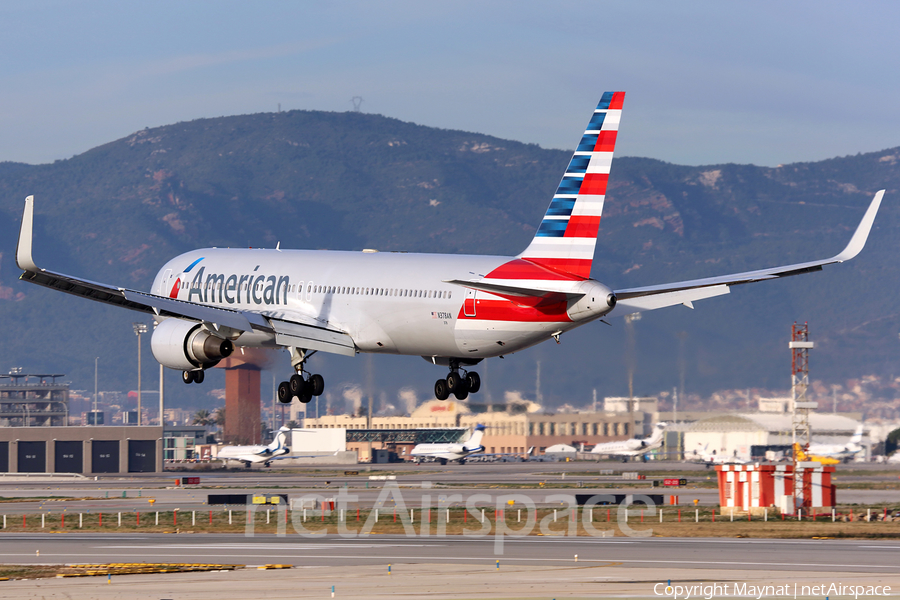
[790,321,816,508]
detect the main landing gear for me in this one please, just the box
[276,348,325,404]
[182,369,205,384]
[434,360,480,401]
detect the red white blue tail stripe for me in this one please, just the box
[517,91,624,278]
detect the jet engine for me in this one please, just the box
[150,318,234,371]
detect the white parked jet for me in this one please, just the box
[591,422,667,460]
[14,92,885,404]
[410,424,485,465]
[807,425,865,461]
[689,443,749,466]
[217,426,290,468]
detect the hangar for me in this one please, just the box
[0,426,163,474]
[678,413,862,462]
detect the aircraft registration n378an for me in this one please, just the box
[15,92,884,404]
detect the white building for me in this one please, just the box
[680,413,862,461]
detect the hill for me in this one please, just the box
[0,110,896,414]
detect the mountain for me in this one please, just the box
[0,109,897,414]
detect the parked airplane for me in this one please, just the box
[217,426,291,468]
[591,422,667,460]
[806,425,865,461]
[410,424,485,465]
[793,442,839,466]
[689,443,749,466]
[14,92,885,404]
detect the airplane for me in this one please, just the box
[591,422,667,461]
[217,426,291,468]
[793,442,839,466]
[409,424,485,465]
[689,443,749,467]
[805,425,865,462]
[14,92,885,405]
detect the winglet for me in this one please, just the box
[833,190,884,262]
[16,195,38,272]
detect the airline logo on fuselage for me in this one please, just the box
[180,263,291,307]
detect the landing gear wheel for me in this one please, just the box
[453,383,469,400]
[446,372,462,393]
[277,381,292,404]
[309,374,325,396]
[465,372,480,394]
[298,383,313,404]
[182,370,193,384]
[194,370,204,384]
[434,379,450,401]
[289,374,305,396]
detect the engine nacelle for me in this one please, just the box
[566,280,617,322]
[151,318,234,371]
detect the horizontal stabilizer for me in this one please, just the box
[444,279,583,306]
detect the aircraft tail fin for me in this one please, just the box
[649,422,667,444]
[517,92,624,279]
[267,426,290,452]
[849,425,864,446]
[464,424,486,451]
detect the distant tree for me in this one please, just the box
[191,409,213,427]
[885,428,900,456]
[286,420,300,429]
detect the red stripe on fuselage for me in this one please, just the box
[169,278,181,298]
[456,298,570,322]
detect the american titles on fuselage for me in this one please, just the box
[176,263,454,308]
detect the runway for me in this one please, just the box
[1,533,897,573]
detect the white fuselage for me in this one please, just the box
[152,249,599,360]
[806,442,863,459]
[217,444,288,465]
[410,443,473,462]
[592,438,662,458]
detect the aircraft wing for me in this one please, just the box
[609,191,883,316]
[16,196,357,357]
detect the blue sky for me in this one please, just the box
[2,1,898,166]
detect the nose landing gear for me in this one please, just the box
[435,361,480,400]
[277,348,325,404]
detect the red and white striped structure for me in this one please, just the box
[517,91,624,278]
[716,463,835,511]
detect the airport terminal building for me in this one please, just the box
[303,399,637,461]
